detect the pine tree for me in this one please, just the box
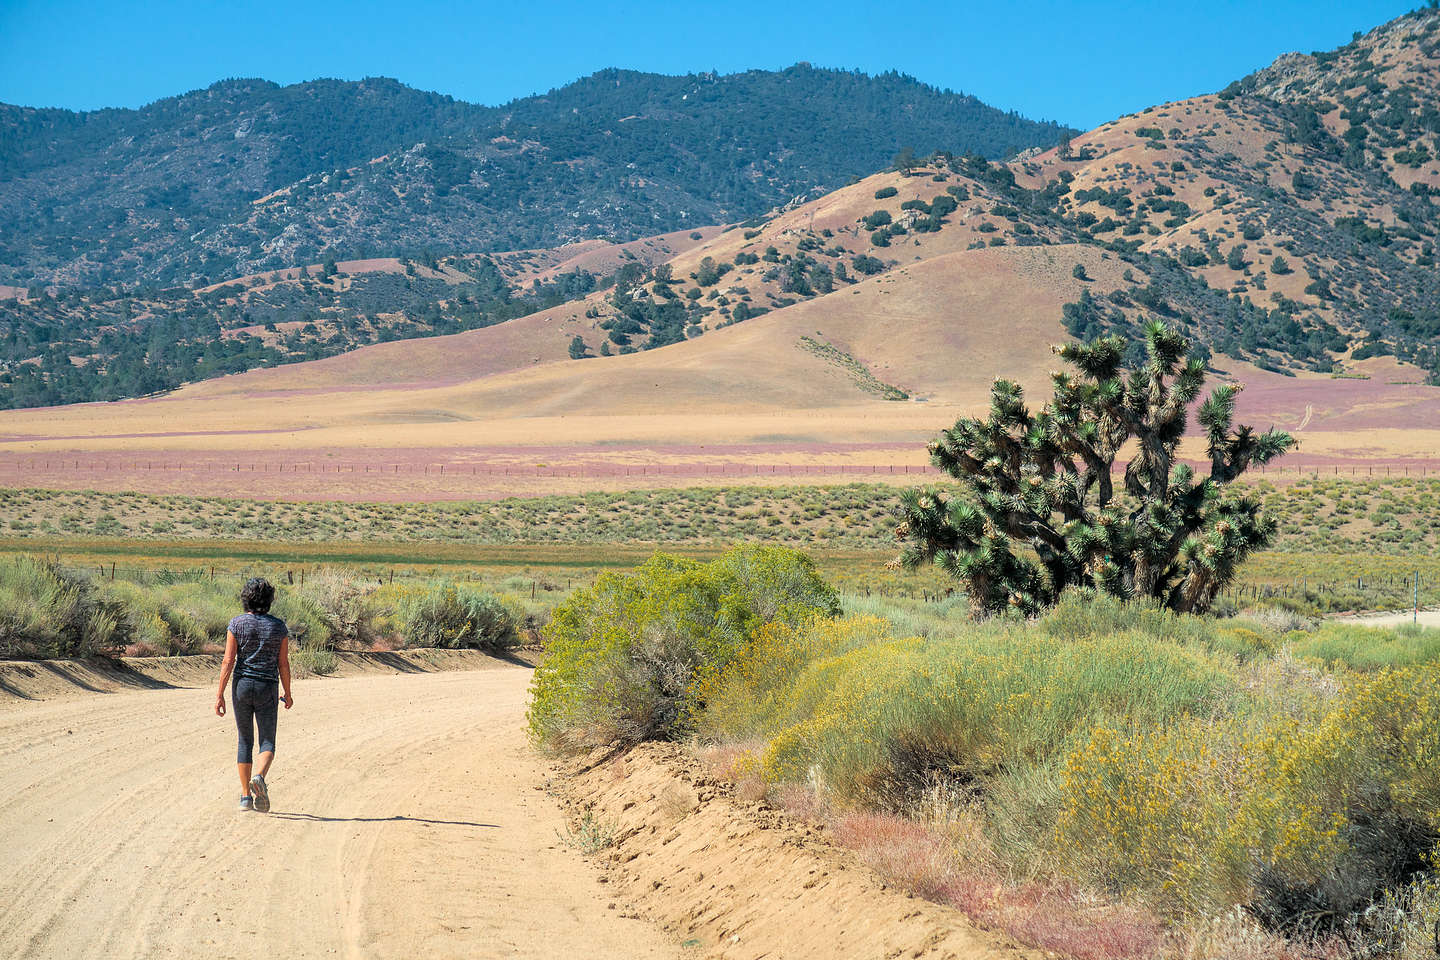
[894,320,1294,617]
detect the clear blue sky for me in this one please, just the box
[0,0,1418,128]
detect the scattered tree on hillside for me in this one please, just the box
[893,320,1295,617]
[568,335,589,359]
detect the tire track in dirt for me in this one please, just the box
[0,667,680,960]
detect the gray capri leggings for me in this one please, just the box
[233,677,279,764]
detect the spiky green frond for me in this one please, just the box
[898,317,1289,618]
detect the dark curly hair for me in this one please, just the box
[241,577,276,614]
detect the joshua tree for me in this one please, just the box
[894,321,1294,617]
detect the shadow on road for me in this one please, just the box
[361,652,429,674]
[269,811,500,828]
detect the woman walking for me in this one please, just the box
[214,577,293,812]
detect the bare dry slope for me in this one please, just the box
[408,242,1129,417]
[0,232,1434,483]
[0,243,1121,457]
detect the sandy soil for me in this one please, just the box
[1343,607,1440,628]
[0,662,683,960]
[558,742,1034,960]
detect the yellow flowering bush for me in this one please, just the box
[1056,664,1440,922]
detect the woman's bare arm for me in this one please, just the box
[215,630,237,716]
[279,635,293,708]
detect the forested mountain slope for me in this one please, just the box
[0,67,1070,288]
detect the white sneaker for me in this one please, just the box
[249,775,270,813]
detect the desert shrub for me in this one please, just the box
[291,645,338,676]
[0,556,123,658]
[102,579,213,655]
[1367,875,1440,959]
[264,586,331,650]
[1057,665,1440,928]
[157,581,233,648]
[298,566,385,648]
[397,581,519,650]
[1241,607,1314,634]
[703,603,1235,813]
[841,592,970,639]
[528,546,837,751]
[1038,591,1216,646]
[99,575,326,656]
[698,591,1440,946]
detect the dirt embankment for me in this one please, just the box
[0,648,534,704]
[554,742,1036,960]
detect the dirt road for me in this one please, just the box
[1346,608,1440,628]
[0,664,681,960]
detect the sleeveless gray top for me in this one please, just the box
[229,612,287,682]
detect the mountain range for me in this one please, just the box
[2,5,1440,457]
[0,67,1069,288]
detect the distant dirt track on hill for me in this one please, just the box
[0,665,680,960]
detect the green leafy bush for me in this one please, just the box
[873,186,898,199]
[397,581,518,650]
[528,546,837,751]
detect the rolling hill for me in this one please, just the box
[1,9,1439,499]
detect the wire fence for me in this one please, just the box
[36,557,589,598]
[0,459,1436,480]
[1,459,936,478]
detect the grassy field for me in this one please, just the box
[0,538,954,611]
[2,474,1437,552]
[1,476,1436,613]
